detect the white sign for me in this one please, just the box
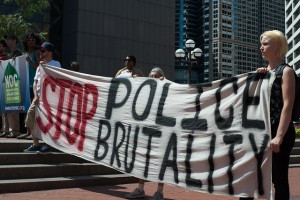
[35,65,275,199]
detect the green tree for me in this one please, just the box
[0,0,49,39]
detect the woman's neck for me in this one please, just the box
[126,66,134,71]
[268,58,284,70]
[27,47,35,53]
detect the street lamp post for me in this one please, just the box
[175,39,202,84]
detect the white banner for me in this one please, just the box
[35,65,275,199]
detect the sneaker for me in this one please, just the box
[148,192,164,200]
[17,133,30,139]
[23,145,41,153]
[36,144,51,154]
[0,132,9,137]
[5,133,20,138]
[125,188,145,199]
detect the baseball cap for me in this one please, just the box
[40,42,55,52]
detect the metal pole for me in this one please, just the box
[188,50,192,84]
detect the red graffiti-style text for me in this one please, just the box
[36,75,98,151]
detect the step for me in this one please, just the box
[0,174,138,194]
[291,147,300,155]
[0,163,120,180]
[0,152,87,165]
[293,139,300,148]
[289,163,300,168]
[0,139,50,152]
[289,155,300,165]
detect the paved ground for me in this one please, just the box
[0,168,299,200]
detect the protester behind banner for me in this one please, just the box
[125,67,165,200]
[17,33,42,140]
[1,34,22,138]
[69,61,80,72]
[23,42,61,153]
[115,55,144,78]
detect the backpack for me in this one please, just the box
[275,63,300,121]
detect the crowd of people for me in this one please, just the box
[0,29,297,200]
[0,33,79,152]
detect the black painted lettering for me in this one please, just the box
[132,79,156,121]
[159,133,179,183]
[94,120,111,161]
[223,134,243,195]
[249,133,269,195]
[181,84,208,130]
[207,134,216,193]
[142,127,162,178]
[185,134,202,187]
[110,121,126,167]
[156,83,176,127]
[105,78,131,119]
[215,78,238,130]
[124,125,139,173]
[242,74,265,129]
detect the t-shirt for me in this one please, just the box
[116,69,132,78]
[0,54,8,61]
[28,51,38,88]
[34,60,61,96]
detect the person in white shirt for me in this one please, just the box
[23,42,61,153]
[115,55,144,78]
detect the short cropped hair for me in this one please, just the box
[150,66,164,77]
[260,30,288,59]
[126,55,136,65]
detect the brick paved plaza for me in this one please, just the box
[0,168,299,200]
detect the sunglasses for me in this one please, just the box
[124,59,132,62]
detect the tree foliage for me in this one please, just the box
[0,0,49,39]
[4,0,49,19]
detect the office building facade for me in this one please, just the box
[1,0,175,79]
[286,0,300,73]
[62,0,175,78]
[176,0,285,83]
[203,0,285,82]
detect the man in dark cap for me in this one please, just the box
[23,42,61,153]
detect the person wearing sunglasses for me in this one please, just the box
[17,33,43,140]
[23,42,61,154]
[22,33,42,97]
[115,55,144,78]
